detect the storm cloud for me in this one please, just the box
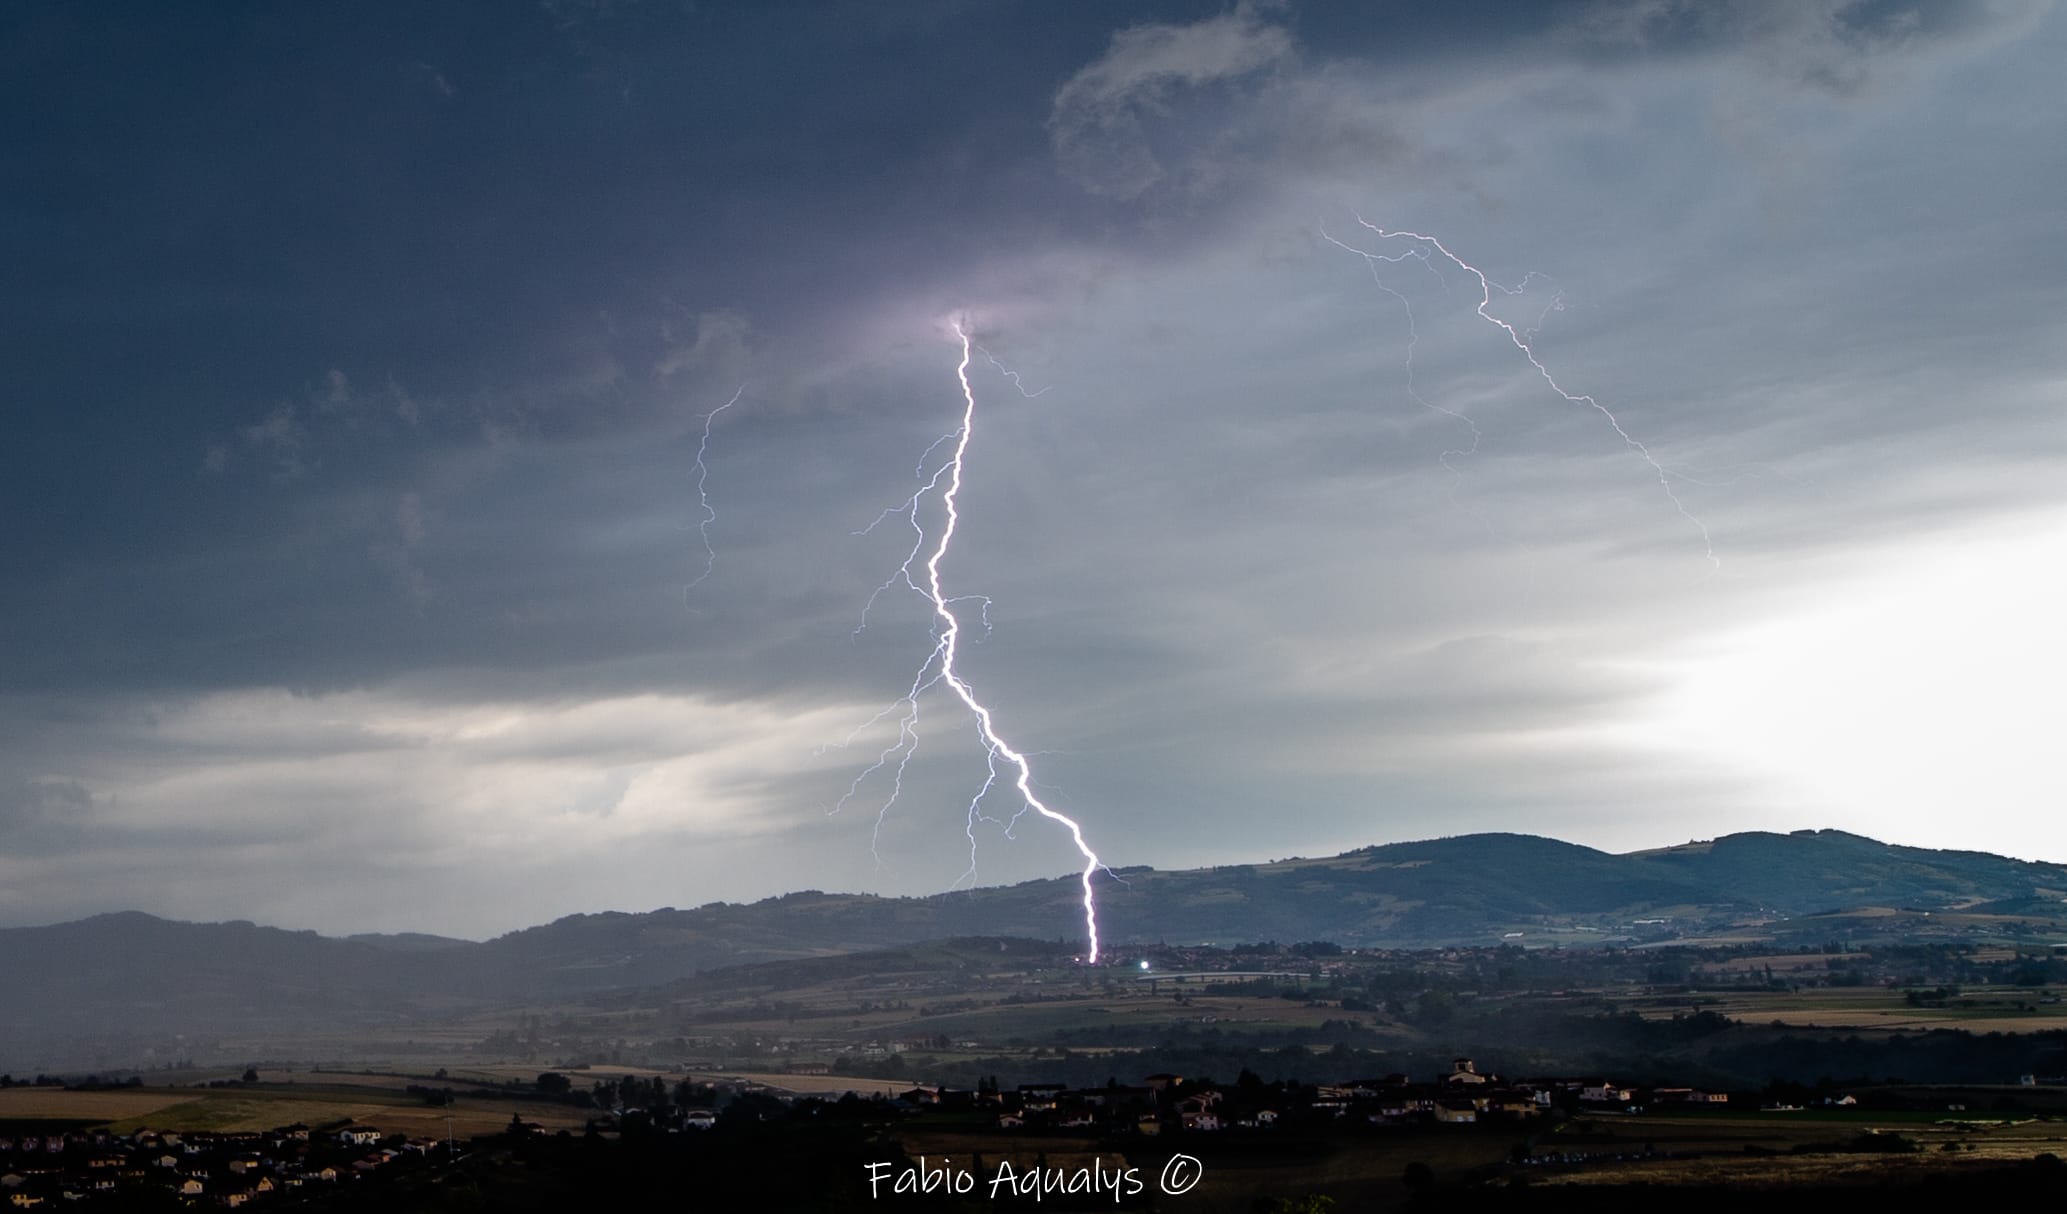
[3,1,2063,938]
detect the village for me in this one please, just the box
[904,1058,1729,1135]
[0,1120,452,1209]
[0,1057,1750,1208]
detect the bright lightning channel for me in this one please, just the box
[1333,217,1717,571]
[829,325,1106,963]
[685,384,747,598]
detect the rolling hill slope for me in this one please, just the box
[6,828,2065,1067]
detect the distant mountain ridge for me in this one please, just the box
[5,828,2065,1068]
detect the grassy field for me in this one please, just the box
[0,1088,195,1122]
[1654,985,2067,1031]
[0,1083,592,1137]
[1531,1108,2067,1188]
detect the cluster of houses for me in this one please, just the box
[0,1060,1743,1204]
[0,1123,444,1208]
[887,1059,1729,1136]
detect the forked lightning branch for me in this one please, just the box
[825,221,1717,964]
[833,324,1107,963]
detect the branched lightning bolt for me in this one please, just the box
[684,384,747,599]
[827,325,1106,962]
[979,346,1051,399]
[931,326,1104,960]
[1320,225,1496,539]
[1336,217,1718,570]
[825,431,972,871]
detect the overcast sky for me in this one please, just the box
[5,1,2065,941]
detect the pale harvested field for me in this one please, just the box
[102,1089,591,1137]
[0,1088,195,1121]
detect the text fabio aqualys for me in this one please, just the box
[862,1153,1204,1201]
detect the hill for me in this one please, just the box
[6,828,2066,1069]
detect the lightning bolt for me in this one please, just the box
[684,384,747,598]
[1319,225,1498,540]
[980,346,1051,399]
[829,325,1106,962]
[1333,217,1717,570]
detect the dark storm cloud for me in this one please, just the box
[4,1,2065,934]
[3,1,1180,703]
[1562,0,2031,87]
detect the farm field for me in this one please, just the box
[1528,1109,2067,1188]
[1648,986,2067,1032]
[0,1082,591,1137]
[0,1088,194,1122]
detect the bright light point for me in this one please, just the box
[1139,959,1151,971]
